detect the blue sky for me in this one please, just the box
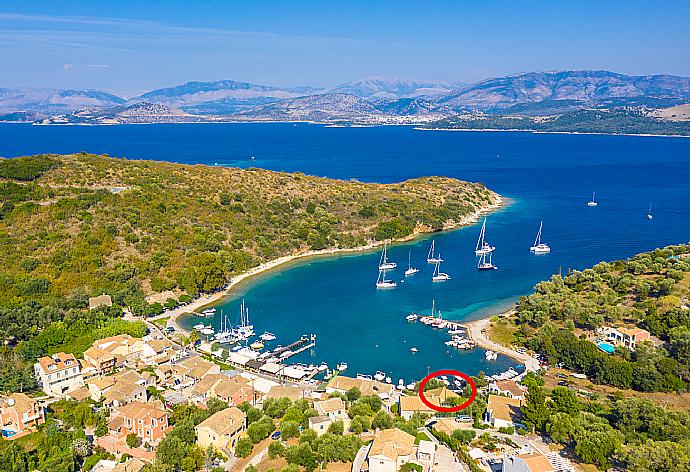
[1,1,689,96]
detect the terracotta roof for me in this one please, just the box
[399,387,458,413]
[487,394,521,422]
[1,393,36,414]
[309,415,331,425]
[369,428,415,460]
[36,352,79,373]
[493,380,524,397]
[195,407,246,435]
[214,378,249,399]
[328,375,392,396]
[515,452,555,472]
[191,374,225,396]
[84,346,115,363]
[146,338,172,353]
[315,397,345,414]
[399,395,436,414]
[103,381,144,404]
[112,458,146,472]
[116,401,166,422]
[617,327,649,337]
[66,387,92,402]
[87,376,116,391]
[266,385,304,401]
[88,294,112,309]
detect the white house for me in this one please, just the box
[367,428,416,472]
[34,352,85,396]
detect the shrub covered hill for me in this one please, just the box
[0,153,496,340]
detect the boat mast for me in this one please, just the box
[476,219,486,251]
[534,221,542,247]
[428,240,434,260]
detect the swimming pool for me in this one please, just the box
[597,342,616,354]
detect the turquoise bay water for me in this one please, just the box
[2,124,689,382]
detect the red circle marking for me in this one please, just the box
[418,369,476,413]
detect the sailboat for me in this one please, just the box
[647,203,653,220]
[426,240,443,263]
[233,300,255,340]
[432,258,450,281]
[477,249,497,270]
[404,250,419,276]
[378,242,397,270]
[530,221,551,254]
[475,219,495,255]
[587,191,598,207]
[375,270,397,289]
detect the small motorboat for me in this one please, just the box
[337,362,348,371]
[410,347,418,353]
[356,374,373,380]
[249,341,264,350]
[193,323,205,330]
[373,371,386,382]
[317,362,328,372]
[406,313,419,322]
[385,376,392,383]
[260,332,276,341]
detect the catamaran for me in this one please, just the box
[375,270,397,289]
[587,191,598,207]
[477,249,497,270]
[530,221,551,253]
[404,250,419,276]
[647,203,653,220]
[432,258,451,281]
[378,242,397,270]
[475,219,495,255]
[426,240,443,263]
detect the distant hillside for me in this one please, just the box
[236,93,385,121]
[427,108,690,136]
[0,88,125,115]
[36,102,218,125]
[134,80,323,114]
[329,77,461,100]
[373,98,453,117]
[440,71,690,111]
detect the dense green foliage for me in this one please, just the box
[429,108,690,136]
[0,155,57,181]
[515,243,690,392]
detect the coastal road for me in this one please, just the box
[466,312,540,372]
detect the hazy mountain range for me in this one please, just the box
[4,70,690,129]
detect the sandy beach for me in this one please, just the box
[157,194,505,335]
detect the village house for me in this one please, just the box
[502,450,559,472]
[603,326,652,350]
[102,381,147,409]
[191,374,256,407]
[195,406,246,453]
[90,457,146,472]
[308,415,333,436]
[266,385,306,402]
[489,380,526,400]
[366,428,417,472]
[398,387,459,420]
[88,294,113,310]
[172,356,220,385]
[484,394,522,429]
[314,397,346,420]
[34,352,85,395]
[416,440,437,471]
[83,346,116,374]
[105,400,169,445]
[0,393,45,438]
[325,375,394,397]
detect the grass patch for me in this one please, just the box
[488,317,518,346]
[152,316,170,329]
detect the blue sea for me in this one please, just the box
[2,123,689,384]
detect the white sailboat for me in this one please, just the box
[647,203,653,220]
[587,191,598,207]
[432,258,450,281]
[375,270,397,289]
[233,300,255,340]
[378,242,397,270]
[426,240,443,263]
[475,219,495,255]
[404,250,419,276]
[530,221,551,254]
[477,249,497,270]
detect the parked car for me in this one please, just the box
[455,415,473,422]
[271,431,281,440]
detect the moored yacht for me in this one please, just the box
[475,219,495,255]
[587,191,598,207]
[374,371,386,382]
[477,249,497,270]
[530,221,551,254]
[378,242,397,270]
[426,240,443,263]
[432,258,450,281]
[260,332,276,341]
[337,362,348,371]
[376,270,397,289]
[404,250,419,276]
